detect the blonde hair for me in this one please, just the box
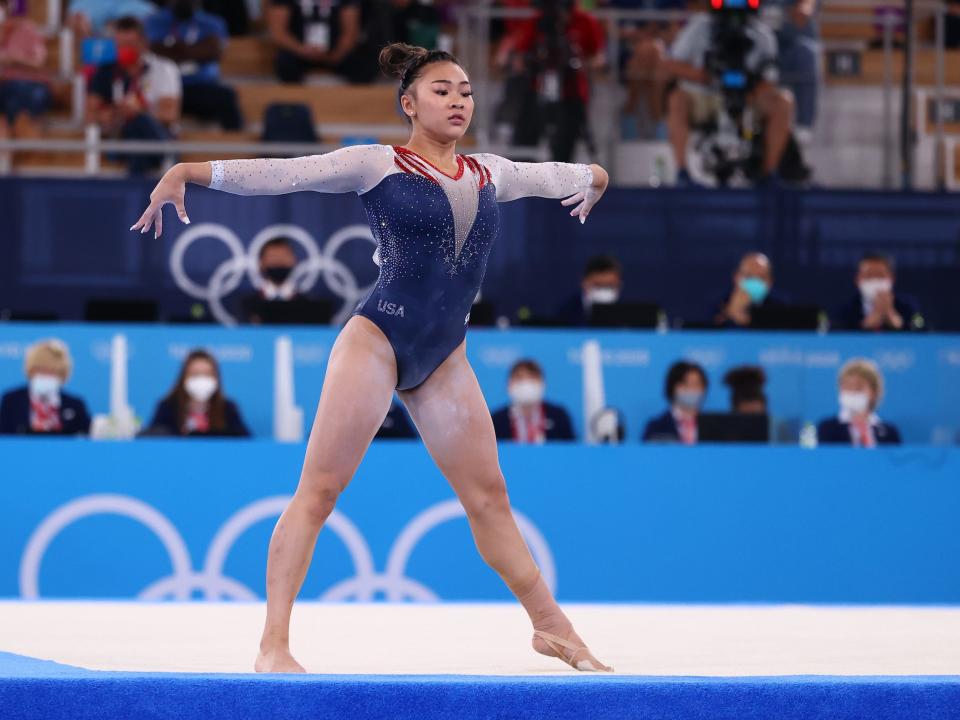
[24,339,73,381]
[838,358,883,410]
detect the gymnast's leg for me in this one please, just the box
[255,316,397,672]
[399,342,611,671]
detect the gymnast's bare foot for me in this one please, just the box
[532,622,613,672]
[255,647,306,673]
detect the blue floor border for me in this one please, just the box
[2,652,959,720]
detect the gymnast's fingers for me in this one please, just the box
[560,192,583,207]
[174,197,191,225]
[155,206,163,238]
[130,205,154,233]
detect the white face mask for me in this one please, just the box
[839,390,870,415]
[29,374,62,401]
[509,379,544,406]
[585,286,619,306]
[858,278,893,303]
[185,375,218,402]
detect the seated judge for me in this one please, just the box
[642,360,708,444]
[831,252,924,332]
[816,358,901,447]
[0,338,91,436]
[491,359,575,443]
[712,252,787,328]
[145,349,250,437]
[240,237,311,324]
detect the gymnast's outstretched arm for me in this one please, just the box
[131,144,395,238]
[468,153,609,223]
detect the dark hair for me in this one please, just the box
[664,360,708,402]
[582,254,622,279]
[723,365,767,411]
[509,358,544,379]
[114,15,146,35]
[860,252,895,273]
[258,237,296,262]
[163,349,227,434]
[379,42,463,123]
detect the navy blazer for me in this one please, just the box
[816,417,902,446]
[491,401,576,442]
[0,386,91,436]
[642,410,681,443]
[831,293,921,331]
[146,397,251,437]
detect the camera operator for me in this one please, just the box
[496,0,606,162]
[662,0,793,186]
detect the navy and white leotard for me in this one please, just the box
[209,144,593,390]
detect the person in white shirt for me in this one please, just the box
[661,3,793,185]
[86,15,181,174]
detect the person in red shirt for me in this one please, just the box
[496,0,606,161]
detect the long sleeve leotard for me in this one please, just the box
[209,144,593,389]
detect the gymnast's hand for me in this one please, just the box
[130,163,193,239]
[561,164,609,225]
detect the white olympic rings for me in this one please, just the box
[169,223,378,327]
[19,494,557,602]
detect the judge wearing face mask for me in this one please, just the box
[816,358,901,447]
[145,349,250,437]
[0,339,91,436]
[713,252,785,328]
[240,237,309,324]
[642,360,708,444]
[555,254,623,326]
[832,253,923,332]
[490,359,575,443]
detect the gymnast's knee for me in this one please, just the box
[462,474,511,521]
[294,483,342,526]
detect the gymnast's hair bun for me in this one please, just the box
[378,43,430,81]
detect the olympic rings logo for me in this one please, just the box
[169,223,378,327]
[19,495,557,602]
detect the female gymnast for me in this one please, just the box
[132,42,612,673]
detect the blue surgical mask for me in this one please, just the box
[739,277,770,304]
[674,390,703,410]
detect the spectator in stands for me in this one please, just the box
[147,0,244,131]
[0,0,52,160]
[68,0,158,38]
[145,348,250,437]
[662,1,793,186]
[712,252,784,328]
[611,0,687,139]
[556,254,623,326]
[816,358,901,446]
[267,0,379,84]
[642,359,708,443]
[0,339,91,436]
[723,365,767,414]
[240,237,310,324]
[495,0,606,162]
[87,16,182,175]
[375,400,417,439]
[832,252,924,332]
[760,0,820,133]
[491,359,575,443]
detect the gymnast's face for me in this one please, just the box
[402,61,474,143]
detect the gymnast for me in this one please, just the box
[132,42,612,673]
